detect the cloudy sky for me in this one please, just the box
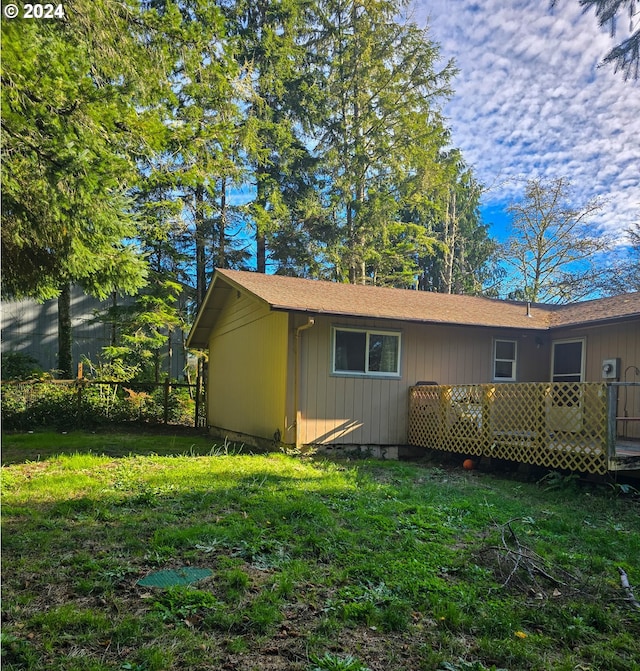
[412,0,639,242]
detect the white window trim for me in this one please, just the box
[331,326,402,378]
[551,337,586,383]
[493,338,517,382]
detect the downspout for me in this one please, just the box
[294,317,315,450]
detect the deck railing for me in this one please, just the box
[408,382,610,474]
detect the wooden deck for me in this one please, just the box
[409,382,640,475]
[611,439,640,471]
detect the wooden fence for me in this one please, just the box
[408,382,612,474]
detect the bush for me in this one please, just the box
[154,386,195,425]
[0,381,196,430]
[1,352,44,380]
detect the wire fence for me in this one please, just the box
[1,377,206,431]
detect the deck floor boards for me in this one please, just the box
[611,439,640,470]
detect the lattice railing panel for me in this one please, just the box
[408,383,609,474]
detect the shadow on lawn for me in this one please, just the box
[0,425,231,465]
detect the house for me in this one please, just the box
[187,269,640,460]
[1,286,188,379]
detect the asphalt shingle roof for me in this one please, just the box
[187,269,640,348]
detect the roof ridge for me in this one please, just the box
[217,268,639,308]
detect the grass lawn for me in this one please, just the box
[2,431,639,671]
[1,427,218,465]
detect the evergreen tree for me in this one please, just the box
[221,0,321,274]
[582,0,639,79]
[1,0,165,374]
[552,0,639,79]
[311,0,456,285]
[144,0,246,306]
[410,153,501,295]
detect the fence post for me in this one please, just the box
[194,374,202,428]
[164,376,170,424]
[607,383,618,468]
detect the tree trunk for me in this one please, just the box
[195,184,206,307]
[256,174,267,273]
[441,190,456,294]
[57,283,73,378]
[218,176,227,268]
[257,234,266,273]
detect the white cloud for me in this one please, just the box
[414,0,640,235]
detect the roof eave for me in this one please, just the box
[550,313,640,330]
[272,306,550,330]
[186,270,274,349]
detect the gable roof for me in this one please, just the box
[187,269,640,348]
[547,292,640,327]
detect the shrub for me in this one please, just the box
[0,381,196,430]
[1,352,43,380]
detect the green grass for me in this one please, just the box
[1,428,224,465]
[2,431,639,671]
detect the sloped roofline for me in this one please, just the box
[186,269,640,349]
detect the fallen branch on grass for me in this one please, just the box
[480,519,580,598]
[618,567,640,611]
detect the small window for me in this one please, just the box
[333,327,401,377]
[552,339,584,383]
[493,339,517,381]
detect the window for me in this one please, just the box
[332,327,401,377]
[493,339,517,381]
[551,339,584,383]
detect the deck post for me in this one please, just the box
[439,386,451,447]
[481,385,495,453]
[607,383,617,468]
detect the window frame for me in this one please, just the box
[551,337,586,383]
[331,326,402,378]
[493,338,518,382]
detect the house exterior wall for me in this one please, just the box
[1,287,188,379]
[551,318,640,439]
[203,293,639,448]
[297,315,547,446]
[550,319,640,382]
[207,292,289,442]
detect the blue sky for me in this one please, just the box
[413,0,640,243]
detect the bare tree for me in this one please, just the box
[598,221,640,294]
[503,177,608,303]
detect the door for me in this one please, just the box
[548,339,585,432]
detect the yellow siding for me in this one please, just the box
[207,293,639,447]
[297,317,548,446]
[208,292,289,441]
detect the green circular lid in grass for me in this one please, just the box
[137,567,212,588]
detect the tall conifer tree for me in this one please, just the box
[220,0,321,273]
[1,0,165,375]
[310,0,455,285]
